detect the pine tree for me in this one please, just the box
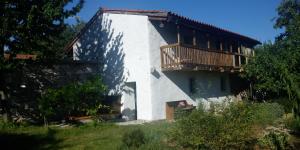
[0,0,85,59]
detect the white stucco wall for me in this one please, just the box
[73,13,153,120]
[72,12,235,121]
[148,20,233,120]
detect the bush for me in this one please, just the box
[250,103,285,126]
[258,129,290,149]
[121,129,145,149]
[168,101,285,149]
[0,118,17,129]
[285,114,300,133]
[38,76,107,124]
[173,107,194,120]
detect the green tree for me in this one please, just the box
[244,0,300,116]
[0,1,85,122]
[39,77,107,125]
[50,19,86,59]
[0,0,85,59]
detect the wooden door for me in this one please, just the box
[166,102,174,120]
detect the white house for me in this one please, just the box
[65,8,260,121]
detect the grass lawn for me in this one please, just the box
[0,121,172,150]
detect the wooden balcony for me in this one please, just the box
[160,43,251,72]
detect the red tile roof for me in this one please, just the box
[102,8,166,13]
[102,8,260,44]
[65,8,260,52]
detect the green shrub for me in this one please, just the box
[0,119,17,129]
[138,140,171,150]
[168,101,285,149]
[272,97,293,114]
[285,114,300,133]
[258,130,290,149]
[122,129,146,149]
[38,76,107,124]
[250,103,285,126]
[174,107,194,120]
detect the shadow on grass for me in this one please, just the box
[0,128,61,150]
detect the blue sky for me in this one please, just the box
[66,0,283,42]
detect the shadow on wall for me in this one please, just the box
[164,71,229,102]
[150,20,177,44]
[74,14,127,95]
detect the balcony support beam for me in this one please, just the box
[238,42,241,67]
[193,30,196,46]
[220,42,223,51]
[177,25,181,44]
[207,34,210,49]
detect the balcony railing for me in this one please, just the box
[160,43,251,72]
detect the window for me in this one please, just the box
[189,78,196,94]
[220,76,226,92]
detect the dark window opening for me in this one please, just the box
[223,42,230,51]
[183,35,193,45]
[234,55,240,66]
[232,43,239,53]
[220,76,226,92]
[241,56,246,65]
[197,34,207,49]
[210,38,217,50]
[189,78,196,94]
[216,40,221,50]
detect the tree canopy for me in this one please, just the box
[0,0,85,59]
[244,0,300,116]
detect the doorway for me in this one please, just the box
[122,82,137,120]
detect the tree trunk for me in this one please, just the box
[0,90,12,122]
[44,116,48,127]
[0,37,4,59]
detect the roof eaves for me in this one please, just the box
[64,8,261,52]
[167,12,261,44]
[102,8,166,13]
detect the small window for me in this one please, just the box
[220,76,226,92]
[189,78,196,94]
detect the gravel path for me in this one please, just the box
[115,120,149,125]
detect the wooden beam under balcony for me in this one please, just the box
[160,44,249,72]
